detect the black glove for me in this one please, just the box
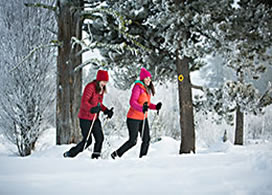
[142,102,148,113]
[90,103,101,113]
[156,102,162,110]
[104,107,114,119]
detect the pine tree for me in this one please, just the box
[81,0,235,154]
[213,0,272,145]
[186,0,272,145]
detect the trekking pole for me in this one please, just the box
[101,108,114,159]
[83,112,97,151]
[141,102,148,139]
[83,103,100,151]
[141,112,148,138]
[139,108,148,158]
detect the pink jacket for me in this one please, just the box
[127,81,156,120]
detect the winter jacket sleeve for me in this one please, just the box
[130,84,143,112]
[101,102,107,112]
[149,103,156,110]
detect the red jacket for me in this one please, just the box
[78,81,107,120]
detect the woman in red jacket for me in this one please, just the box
[63,70,113,159]
[111,67,162,159]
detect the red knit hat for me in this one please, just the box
[140,67,152,80]
[96,70,109,81]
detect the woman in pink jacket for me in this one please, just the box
[111,67,162,159]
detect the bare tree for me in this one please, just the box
[0,0,56,156]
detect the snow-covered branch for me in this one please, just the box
[24,2,57,12]
[9,42,60,72]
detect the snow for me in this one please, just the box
[0,128,272,195]
[232,0,240,9]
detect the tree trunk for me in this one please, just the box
[56,0,83,144]
[234,105,244,145]
[176,55,195,154]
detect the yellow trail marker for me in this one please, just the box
[178,74,184,82]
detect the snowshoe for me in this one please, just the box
[111,151,118,159]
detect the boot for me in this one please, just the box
[63,151,71,158]
[91,152,100,159]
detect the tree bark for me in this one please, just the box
[234,105,244,145]
[174,0,195,155]
[56,0,83,144]
[176,55,195,154]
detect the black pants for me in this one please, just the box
[68,118,104,157]
[116,118,150,158]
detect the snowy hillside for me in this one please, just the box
[0,128,271,195]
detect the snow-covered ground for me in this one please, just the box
[0,128,272,195]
